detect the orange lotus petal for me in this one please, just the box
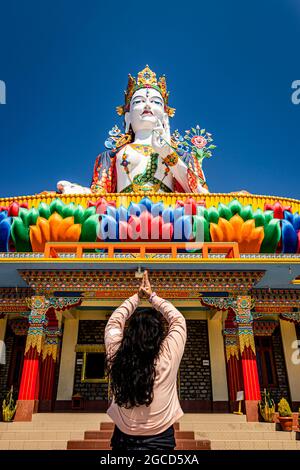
[239,226,264,253]
[36,217,50,244]
[218,217,234,242]
[241,219,255,241]
[49,212,63,241]
[65,224,81,242]
[30,225,43,252]
[210,222,224,242]
[57,216,74,241]
[229,214,243,242]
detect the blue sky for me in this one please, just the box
[0,0,299,199]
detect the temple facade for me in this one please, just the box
[1,191,300,423]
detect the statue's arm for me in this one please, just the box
[90,150,116,193]
[165,152,209,193]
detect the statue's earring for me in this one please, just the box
[124,113,130,133]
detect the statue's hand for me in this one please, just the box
[151,119,172,159]
[57,180,92,194]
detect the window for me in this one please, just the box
[75,344,108,384]
[81,352,107,383]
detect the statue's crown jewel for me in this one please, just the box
[116,65,175,117]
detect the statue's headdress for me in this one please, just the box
[116,65,175,117]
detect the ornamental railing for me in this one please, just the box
[44,241,240,259]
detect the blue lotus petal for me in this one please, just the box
[0,211,8,223]
[99,214,119,241]
[174,207,184,219]
[284,211,294,225]
[0,218,11,252]
[106,206,118,222]
[162,207,174,224]
[139,197,152,213]
[118,205,128,223]
[293,213,300,232]
[151,202,164,217]
[281,219,298,253]
[173,215,193,241]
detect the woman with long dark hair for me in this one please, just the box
[105,270,186,451]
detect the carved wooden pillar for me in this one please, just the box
[14,296,48,421]
[39,326,62,411]
[235,296,261,421]
[223,317,244,412]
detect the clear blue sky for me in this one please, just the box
[0,0,299,199]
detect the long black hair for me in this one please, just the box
[106,307,166,409]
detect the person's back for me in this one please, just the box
[105,271,186,450]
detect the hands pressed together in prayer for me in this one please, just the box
[138,270,153,300]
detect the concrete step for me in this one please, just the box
[67,438,211,451]
[0,430,84,441]
[179,422,276,431]
[84,430,194,440]
[0,440,67,450]
[195,430,297,441]
[99,422,180,431]
[32,413,109,422]
[211,440,300,450]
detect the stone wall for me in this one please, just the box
[74,318,212,404]
[0,323,14,406]
[73,320,108,400]
[271,327,290,403]
[179,320,212,402]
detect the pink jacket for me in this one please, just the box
[104,293,186,435]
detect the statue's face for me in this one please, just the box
[125,88,167,133]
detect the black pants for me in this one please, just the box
[111,424,176,451]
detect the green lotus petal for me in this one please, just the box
[50,198,65,216]
[193,215,210,243]
[82,206,97,221]
[228,199,242,215]
[240,204,254,221]
[207,206,219,224]
[264,210,274,225]
[218,203,232,220]
[253,208,265,227]
[196,206,208,219]
[38,202,51,220]
[80,214,100,242]
[62,202,76,218]
[73,205,85,224]
[260,219,281,253]
[18,208,39,227]
[11,217,31,252]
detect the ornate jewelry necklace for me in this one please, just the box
[129,143,154,157]
[120,145,171,193]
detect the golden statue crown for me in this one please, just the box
[116,65,175,118]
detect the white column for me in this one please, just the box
[208,313,229,402]
[0,316,7,365]
[56,318,79,400]
[280,319,300,402]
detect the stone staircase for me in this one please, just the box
[67,421,210,450]
[0,413,299,450]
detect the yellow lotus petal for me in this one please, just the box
[49,212,63,241]
[229,214,243,242]
[57,217,74,241]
